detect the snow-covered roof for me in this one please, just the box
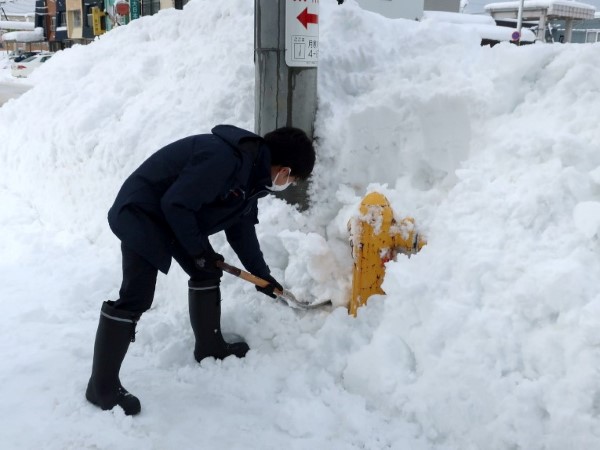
[1,27,43,42]
[423,11,536,42]
[485,0,596,19]
[0,20,34,31]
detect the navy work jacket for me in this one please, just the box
[108,125,272,275]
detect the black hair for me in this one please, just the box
[264,127,315,180]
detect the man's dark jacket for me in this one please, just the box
[108,125,272,275]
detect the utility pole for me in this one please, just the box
[0,1,9,21]
[254,0,319,209]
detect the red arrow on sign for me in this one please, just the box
[297,7,318,29]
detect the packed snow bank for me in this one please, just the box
[316,7,600,446]
[2,0,600,449]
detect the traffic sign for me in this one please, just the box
[285,0,319,67]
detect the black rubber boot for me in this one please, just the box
[188,279,249,362]
[85,301,141,416]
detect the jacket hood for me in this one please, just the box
[212,125,271,192]
[211,125,262,147]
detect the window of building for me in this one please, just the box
[72,10,82,28]
[86,6,93,28]
[586,31,597,43]
[143,0,161,16]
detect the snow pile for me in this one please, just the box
[1,0,600,448]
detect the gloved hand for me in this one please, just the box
[194,251,225,276]
[256,274,283,299]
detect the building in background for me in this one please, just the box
[2,0,191,50]
[46,0,68,50]
[424,0,460,13]
[141,0,160,18]
[104,0,190,31]
[485,0,596,42]
[547,12,600,42]
[355,0,424,20]
[1,0,36,21]
[1,0,46,51]
[64,0,105,45]
[1,0,34,48]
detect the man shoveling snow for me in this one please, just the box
[86,125,315,415]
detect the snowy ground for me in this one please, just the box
[0,52,13,80]
[0,52,32,106]
[2,0,600,449]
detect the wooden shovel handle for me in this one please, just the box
[217,260,328,309]
[216,260,272,289]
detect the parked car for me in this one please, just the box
[11,53,53,78]
[11,52,39,63]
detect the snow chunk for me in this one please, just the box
[573,201,600,238]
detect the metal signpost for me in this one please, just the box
[255,0,319,209]
[516,0,525,43]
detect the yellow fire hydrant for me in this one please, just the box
[348,192,426,316]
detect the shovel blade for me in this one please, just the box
[277,289,332,310]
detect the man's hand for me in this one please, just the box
[256,274,283,299]
[194,251,225,277]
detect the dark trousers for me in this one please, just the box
[113,242,216,315]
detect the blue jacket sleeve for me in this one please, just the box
[224,204,270,278]
[161,149,235,256]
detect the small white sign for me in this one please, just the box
[285,0,319,68]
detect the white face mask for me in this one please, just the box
[269,171,293,192]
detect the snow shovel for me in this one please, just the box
[216,261,332,310]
